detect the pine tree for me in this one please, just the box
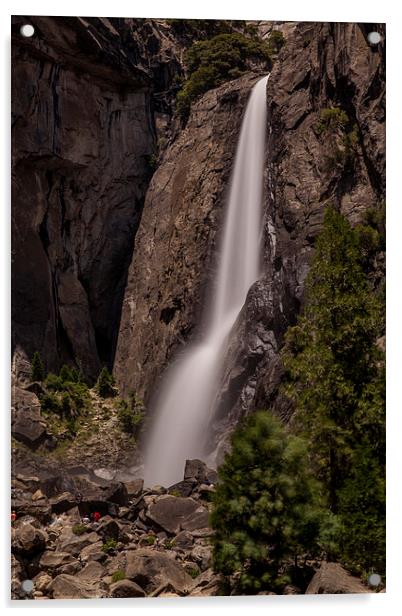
[96,366,116,398]
[281,206,385,574]
[31,351,44,382]
[210,411,324,594]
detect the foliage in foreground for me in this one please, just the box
[282,205,385,576]
[210,411,324,594]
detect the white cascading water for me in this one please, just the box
[144,75,269,487]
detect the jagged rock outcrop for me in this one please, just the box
[12,16,155,379]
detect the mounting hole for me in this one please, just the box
[367,31,382,45]
[21,579,34,593]
[20,24,35,38]
[368,573,382,587]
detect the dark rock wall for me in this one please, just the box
[12,16,156,379]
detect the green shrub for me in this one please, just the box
[267,30,285,54]
[31,351,45,382]
[316,107,349,134]
[316,109,360,172]
[102,538,118,553]
[188,567,199,579]
[96,367,116,398]
[111,570,126,583]
[210,411,324,594]
[176,32,272,119]
[164,539,176,550]
[146,534,156,545]
[40,365,90,424]
[116,392,145,435]
[72,524,87,536]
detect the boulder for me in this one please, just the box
[146,495,209,535]
[174,530,194,550]
[110,579,146,598]
[126,548,192,594]
[123,478,144,499]
[32,571,52,593]
[184,459,208,482]
[56,528,99,555]
[184,460,218,485]
[12,497,52,524]
[167,480,196,497]
[50,492,78,514]
[79,541,106,563]
[39,550,77,572]
[189,545,212,571]
[187,568,222,596]
[97,517,120,542]
[31,489,46,501]
[14,474,41,492]
[11,387,47,448]
[76,561,105,583]
[306,562,370,594]
[12,522,47,555]
[11,554,23,599]
[48,574,101,599]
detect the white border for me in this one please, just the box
[2,1,400,614]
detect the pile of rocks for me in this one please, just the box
[11,459,221,600]
[11,457,371,600]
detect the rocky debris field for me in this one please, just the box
[11,459,220,599]
[11,458,371,600]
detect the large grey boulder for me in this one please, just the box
[56,528,99,556]
[306,562,370,594]
[39,550,77,572]
[110,579,146,598]
[50,492,78,514]
[184,459,217,484]
[11,387,47,448]
[48,574,102,599]
[75,561,105,583]
[146,495,209,535]
[12,522,47,555]
[123,478,144,499]
[126,548,192,594]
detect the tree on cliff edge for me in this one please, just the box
[282,205,385,575]
[210,411,324,593]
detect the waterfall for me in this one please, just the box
[144,75,269,487]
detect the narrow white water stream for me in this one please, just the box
[144,75,269,487]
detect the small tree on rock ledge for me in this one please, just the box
[96,367,116,398]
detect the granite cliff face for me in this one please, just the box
[114,22,385,456]
[12,19,385,460]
